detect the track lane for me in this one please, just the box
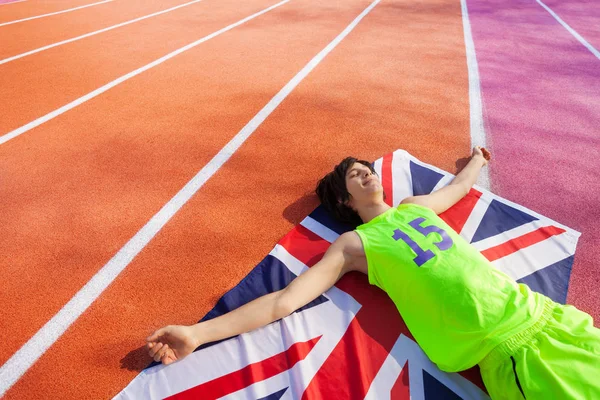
[540,0,600,52]
[466,0,600,322]
[0,0,113,24]
[0,0,288,136]
[3,0,473,397]
[0,0,27,6]
[0,0,208,61]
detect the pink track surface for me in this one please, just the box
[467,0,600,319]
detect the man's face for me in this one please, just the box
[344,162,382,209]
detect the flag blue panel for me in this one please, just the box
[309,205,354,234]
[258,388,288,400]
[423,370,462,400]
[410,161,444,195]
[472,200,538,243]
[200,255,328,324]
[518,256,573,304]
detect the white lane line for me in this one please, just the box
[536,0,600,60]
[0,0,289,146]
[0,0,205,65]
[0,0,27,6]
[0,0,113,27]
[0,0,380,394]
[459,0,490,191]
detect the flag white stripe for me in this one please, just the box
[364,343,402,400]
[300,216,340,244]
[270,244,308,275]
[391,150,412,205]
[432,174,454,193]
[472,220,566,251]
[373,158,383,181]
[458,192,490,241]
[367,335,488,400]
[491,232,576,281]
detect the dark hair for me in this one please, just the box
[315,157,378,227]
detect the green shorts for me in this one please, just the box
[479,298,600,399]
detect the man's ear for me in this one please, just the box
[343,195,355,211]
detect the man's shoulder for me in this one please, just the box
[337,231,366,257]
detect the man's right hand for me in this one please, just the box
[472,146,491,166]
[146,325,199,365]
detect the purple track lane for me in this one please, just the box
[541,0,600,51]
[466,0,600,322]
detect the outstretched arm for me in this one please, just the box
[147,232,357,365]
[401,146,490,214]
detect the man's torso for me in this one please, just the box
[351,203,547,372]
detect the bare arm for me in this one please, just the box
[401,147,490,214]
[147,232,357,364]
[195,234,354,342]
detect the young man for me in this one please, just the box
[147,147,600,399]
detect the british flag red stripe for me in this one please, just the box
[168,337,321,400]
[439,189,483,234]
[381,153,394,207]
[481,225,566,262]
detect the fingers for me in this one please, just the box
[149,342,163,359]
[147,343,176,364]
[481,147,491,161]
[146,326,179,364]
[162,348,177,365]
[146,327,168,343]
[163,352,177,365]
[473,146,491,162]
[154,344,170,362]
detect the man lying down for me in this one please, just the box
[146,147,600,399]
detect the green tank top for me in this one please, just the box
[355,203,546,372]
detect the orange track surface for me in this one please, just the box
[2,0,471,397]
[0,0,204,60]
[0,0,112,23]
[0,0,283,133]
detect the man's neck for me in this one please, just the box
[357,202,392,224]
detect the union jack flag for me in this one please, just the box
[116,149,580,399]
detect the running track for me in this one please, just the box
[0,0,598,398]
